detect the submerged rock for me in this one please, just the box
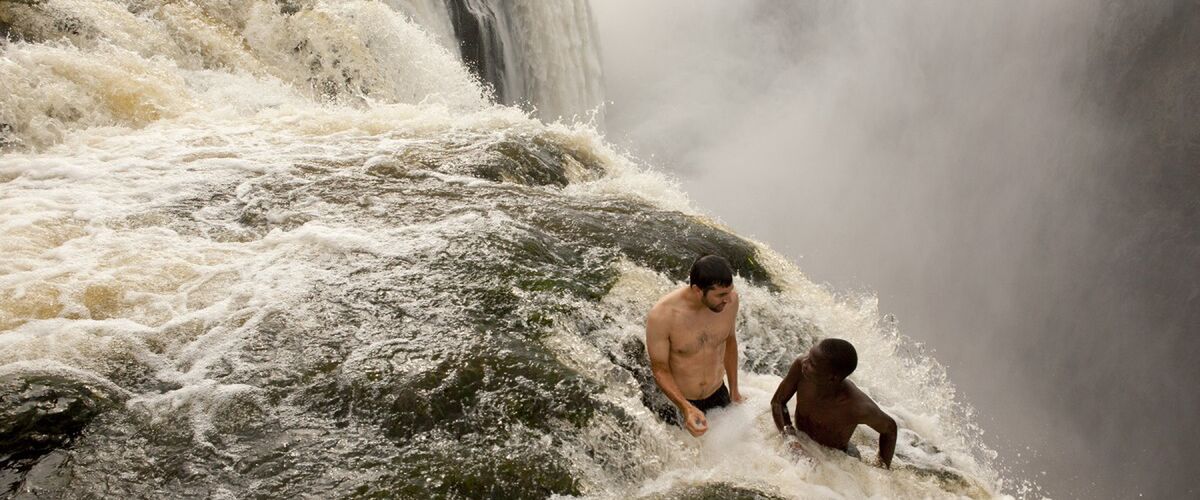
[0,364,124,493]
[641,482,788,500]
[0,0,99,46]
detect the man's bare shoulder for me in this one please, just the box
[843,380,885,417]
[648,288,685,315]
[842,379,870,400]
[647,289,686,329]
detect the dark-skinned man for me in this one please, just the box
[771,338,898,468]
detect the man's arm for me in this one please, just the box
[723,295,743,402]
[723,333,742,402]
[858,399,898,468]
[646,309,707,436]
[771,357,803,435]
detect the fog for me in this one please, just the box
[592,1,1200,498]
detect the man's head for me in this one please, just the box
[802,338,858,382]
[689,255,734,312]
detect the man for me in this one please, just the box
[771,338,898,468]
[645,255,744,437]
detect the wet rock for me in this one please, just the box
[0,0,99,46]
[513,196,777,289]
[640,481,788,500]
[473,136,604,187]
[0,367,123,481]
[6,449,70,497]
[612,335,679,425]
[387,134,606,188]
[276,0,312,17]
[369,432,582,498]
[0,123,16,151]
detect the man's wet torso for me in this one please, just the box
[790,379,864,450]
[661,289,736,400]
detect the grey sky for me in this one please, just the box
[592,1,1200,498]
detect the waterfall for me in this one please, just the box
[1,1,1004,497]
[397,0,605,122]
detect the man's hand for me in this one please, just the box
[730,389,745,404]
[784,434,810,458]
[682,405,708,437]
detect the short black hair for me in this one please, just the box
[818,338,858,379]
[689,255,733,291]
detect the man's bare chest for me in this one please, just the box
[668,317,730,355]
[793,391,856,433]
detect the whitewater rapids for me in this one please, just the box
[1,1,1014,497]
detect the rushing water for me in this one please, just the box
[2,1,1012,498]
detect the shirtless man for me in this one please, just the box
[771,338,898,468]
[645,255,744,437]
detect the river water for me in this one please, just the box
[1,1,1013,498]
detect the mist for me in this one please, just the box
[592,1,1200,498]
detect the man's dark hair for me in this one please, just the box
[818,338,858,379]
[689,254,734,291]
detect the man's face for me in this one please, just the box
[700,284,734,312]
[801,345,833,380]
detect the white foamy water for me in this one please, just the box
[539,262,1008,498]
[1,1,1013,498]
